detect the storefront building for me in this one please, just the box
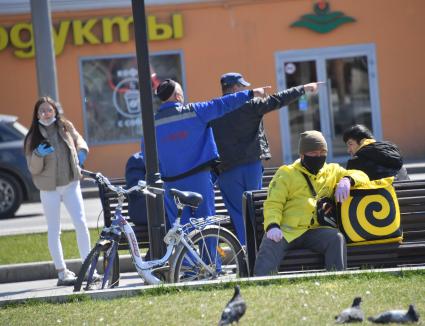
[0,0,423,177]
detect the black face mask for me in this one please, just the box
[302,155,326,175]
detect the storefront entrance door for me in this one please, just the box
[275,44,382,164]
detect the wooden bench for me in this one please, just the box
[98,166,425,277]
[243,179,425,275]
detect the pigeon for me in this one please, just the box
[218,285,247,325]
[368,304,420,324]
[335,297,364,323]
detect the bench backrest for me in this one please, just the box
[99,179,233,224]
[97,177,236,249]
[98,166,279,227]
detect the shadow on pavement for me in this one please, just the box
[11,213,43,219]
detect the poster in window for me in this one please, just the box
[80,52,183,145]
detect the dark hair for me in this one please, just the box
[221,84,234,94]
[222,82,246,95]
[342,124,374,144]
[24,96,66,154]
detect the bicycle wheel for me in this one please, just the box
[73,240,120,292]
[170,225,247,283]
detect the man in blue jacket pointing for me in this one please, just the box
[152,79,269,227]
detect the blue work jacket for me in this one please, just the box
[154,90,253,179]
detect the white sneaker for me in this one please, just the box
[93,270,102,281]
[57,269,77,286]
[85,270,101,282]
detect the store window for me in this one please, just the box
[275,44,381,164]
[79,51,184,145]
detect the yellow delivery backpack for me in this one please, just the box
[338,177,403,246]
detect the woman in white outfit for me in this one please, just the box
[24,96,92,286]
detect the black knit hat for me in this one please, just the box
[156,79,176,101]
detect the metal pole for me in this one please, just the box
[131,0,166,258]
[30,0,59,102]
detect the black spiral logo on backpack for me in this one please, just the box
[339,187,402,243]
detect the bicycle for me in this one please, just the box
[74,169,247,291]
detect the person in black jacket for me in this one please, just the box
[211,72,324,245]
[343,124,409,181]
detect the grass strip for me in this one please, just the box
[1,270,424,325]
[0,229,101,265]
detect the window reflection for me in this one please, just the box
[326,56,372,157]
[285,61,320,159]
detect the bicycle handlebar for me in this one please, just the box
[81,169,164,197]
[81,169,98,180]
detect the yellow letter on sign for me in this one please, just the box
[0,26,8,51]
[73,19,100,45]
[147,16,173,41]
[52,20,71,56]
[172,14,183,39]
[10,23,34,58]
[102,16,134,44]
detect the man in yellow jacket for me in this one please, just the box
[254,130,370,276]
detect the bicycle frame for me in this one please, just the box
[106,194,218,285]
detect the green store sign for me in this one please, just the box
[291,1,355,33]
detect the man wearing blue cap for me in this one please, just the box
[210,72,324,245]
[152,79,269,228]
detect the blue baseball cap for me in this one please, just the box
[220,72,251,87]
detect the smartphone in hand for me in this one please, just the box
[40,139,51,148]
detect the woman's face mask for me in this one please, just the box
[302,154,327,175]
[38,117,56,126]
[38,103,56,126]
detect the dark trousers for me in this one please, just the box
[217,161,263,245]
[164,170,220,270]
[164,170,215,225]
[254,228,347,276]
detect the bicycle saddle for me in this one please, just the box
[169,189,203,208]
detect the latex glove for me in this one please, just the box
[335,177,351,203]
[77,150,87,167]
[35,143,54,157]
[266,227,283,243]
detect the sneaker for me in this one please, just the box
[92,270,101,282]
[85,270,101,282]
[57,269,77,286]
